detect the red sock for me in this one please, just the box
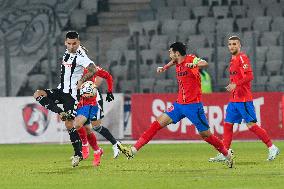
[223,122,234,150]
[134,121,163,151]
[87,132,99,151]
[77,127,88,146]
[204,134,228,156]
[249,124,272,148]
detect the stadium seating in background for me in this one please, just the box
[142,20,159,36]
[196,48,214,62]
[184,0,202,8]
[271,17,284,32]
[192,6,210,19]
[266,75,284,91]
[150,0,166,10]
[253,16,272,32]
[199,17,216,34]
[256,46,268,62]
[247,5,265,18]
[212,6,229,19]
[173,7,191,20]
[266,4,283,17]
[156,7,173,21]
[265,60,283,76]
[81,0,98,14]
[231,5,247,18]
[161,19,180,35]
[70,9,87,30]
[137,9,155,22]
[167,0,184,7]
[104,0,284,93]
[266,46,282,61]
[260,31,281,46]
[150,35,169,50]
[236,18,252,32]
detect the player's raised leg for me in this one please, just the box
[119,113,173,159]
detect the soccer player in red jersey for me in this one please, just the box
[119,42,234,168]
[74,67,122,166]
[209,36,279,162]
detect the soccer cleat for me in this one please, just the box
[71,155,83,167]
[82,145,90,159]
[117,144,134,159]
[93,148,103,166]
[225,149,235,168]
[59,112,69,121]
[208,153,227,162]
[59,111,74,121]
[267,145,280,161]
[112,141,121,159]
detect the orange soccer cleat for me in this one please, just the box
[93,148,103,166]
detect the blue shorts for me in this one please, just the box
[165,102,210,132]
[76,105,104,125]
[225,102,257,124]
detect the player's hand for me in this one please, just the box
[77,80,83,89]
[106,92,114,102]
[225,83,236,92]
[157,67,165,73]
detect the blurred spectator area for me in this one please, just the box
[1,0,284,96]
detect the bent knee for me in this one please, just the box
[33,90,47,99]
[91,120,101,127]
[246,122,256,128]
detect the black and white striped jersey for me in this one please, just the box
[57,46,94,99]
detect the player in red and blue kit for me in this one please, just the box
[209,36,279,162]
[74,67,122,166]
[118,42,234,168]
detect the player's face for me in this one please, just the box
[65,38,80,53]
[228,40,241,55]
[169,48,179,61]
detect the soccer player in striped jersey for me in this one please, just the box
[209,36,280,162]
[33,31,98,167]
[119,42,234,168]
[75,67,122,166]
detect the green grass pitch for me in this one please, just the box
[0,142,283,189]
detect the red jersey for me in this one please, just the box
[77,67,113,108]
[176,54,202,104]
[229,52,254,102]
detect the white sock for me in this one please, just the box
[131,147,137,154]
[269,144,276,150]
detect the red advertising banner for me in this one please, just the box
[132,92,284,140]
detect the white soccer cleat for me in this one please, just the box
[267,145,280,161]
[225,149,235,168]
[71,155,82,167]
[112,141,121,159]
[209,153,227,162]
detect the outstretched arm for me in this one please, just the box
[186,57,208,69]
[95,67,113,93]
[157,60,176,73]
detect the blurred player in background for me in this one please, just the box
[209,36,280,162]
[33,31,97,167]
[119,42,234,168]
[74,67,122,167]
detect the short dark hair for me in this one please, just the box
[66,31,79,39]
[228,36,241,43]
[169,42,186,56]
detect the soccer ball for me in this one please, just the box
[80,81,97,98]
